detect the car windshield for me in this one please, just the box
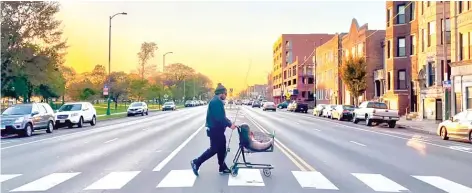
[164,102,174,105]
[131,103,143,107]
[265,102,275,105]
[2,105,32,115]
[343,105,355,110]
[58,104,82,112]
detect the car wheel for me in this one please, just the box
[388,121,396,128]
[440,126,449,140]
[21,123,33,137]
[146,110,149,115]
[338,115,342,121]
[365,116,372,126]
[78,117,84,128]
[141,112,145,116]
[46,121,54,133]
[90,116,96,126]
[352,114,359,124]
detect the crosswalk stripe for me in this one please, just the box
[0,174,22,183]
[85,171,140,190]
[292,171,338,190]
[413,175,472,193]
[228,169,265,186]
[10,172,80,192]
[352,173,408,192]
[157,170,197,188]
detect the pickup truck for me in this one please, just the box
[352,101,399,128]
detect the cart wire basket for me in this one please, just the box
[229,124,275,177]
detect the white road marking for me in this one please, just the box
[157,170,197,188]
[104,138,118,144]
[155,150,162,153]
[413,175,472,193]
[152,125,205,171]
[350,141,366,147]
[449,146,472,151]
[313,128,321,131]
[352,173,408,192]
[85,171,140,190]
[0,174,22,182]
[228,169,264,186]
[11,172,80,192]
[292,171,338,189]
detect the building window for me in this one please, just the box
[387,8,391,27]
[397,37,406,57]
[293,66,297,75]
[410,35,416,55]
[456,93,463,113]
[468,87,472,109]
[428,21,435,47]
[426,1,430,7]
[422,29,425,52]
[387,40,391,58]
[459,1,464,14]
[293,78,297,84]
[397,70,407,89]
[308,78,314,84]
[387,72,391,90]
[397,4,406,24]
[469,32,472,60]
[441,18,451,44]
[421,1,424,15]
[428,62,435,87]
[410,2,415,21]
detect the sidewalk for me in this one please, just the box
[396,117,440,135]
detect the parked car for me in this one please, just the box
[322,105,337,118]
[127,102,149,116]
[262,102,276,111]
[313,104,327,116]
[55,102,97,129]
[1,103,55,137]
[288,101,308,113]
[162,101,176,111]
[252,101,261,108]
[185,100,193,107]
[352,101,399,128]
[437,110,472,143]
[277,101,289,109]
[331,105,355,121]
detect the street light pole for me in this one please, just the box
[106,12,127,116]
[163,52,173,72]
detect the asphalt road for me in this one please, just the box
[1,105,471,193]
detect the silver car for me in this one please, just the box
[127,102,149,116]
[1,103,55,137]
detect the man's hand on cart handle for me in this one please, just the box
[230,124,236,130]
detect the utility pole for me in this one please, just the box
[442,1,449,120]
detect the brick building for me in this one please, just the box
[271,34,334,104]
[315,33,346,105]
[383,1,418,116]
[415,1,451,120]
[341,19,386,105]
[450,1,472,116]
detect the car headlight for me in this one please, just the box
[71,113,79,117]
[14,117,25,123]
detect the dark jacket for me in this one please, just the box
[206,95,232,135]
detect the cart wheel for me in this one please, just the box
[231,167,239,177]
[263,169,271,177]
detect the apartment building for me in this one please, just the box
[341,19,386,105]
[271,34,334,104]
[383,1,418,116]
[450,1,472,116]
[315,33,346,105]
[415,1,451,120]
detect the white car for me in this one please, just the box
[127,102,148,116]
[55,102,97,128]
[352,101,399,128]
[162,102,176,111]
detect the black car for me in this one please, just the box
[185,100,193,107]
[294,102,308,113]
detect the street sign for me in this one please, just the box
[443,80,451,88]
[103,87,109,96]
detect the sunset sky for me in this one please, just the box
[57,1,386,93]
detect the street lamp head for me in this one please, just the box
[121,12,127,15]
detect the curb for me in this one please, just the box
[397,124,436,135]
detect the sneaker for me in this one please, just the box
[219,167,231,174]
[190,160,199,176]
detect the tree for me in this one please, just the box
[60,65,76,101]
[1,1,67,101]
[137,42,158,80]
[90,64,107,90]
[108,71,129,108]
[340,56,367,106]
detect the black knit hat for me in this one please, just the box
[214,83,227,95]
